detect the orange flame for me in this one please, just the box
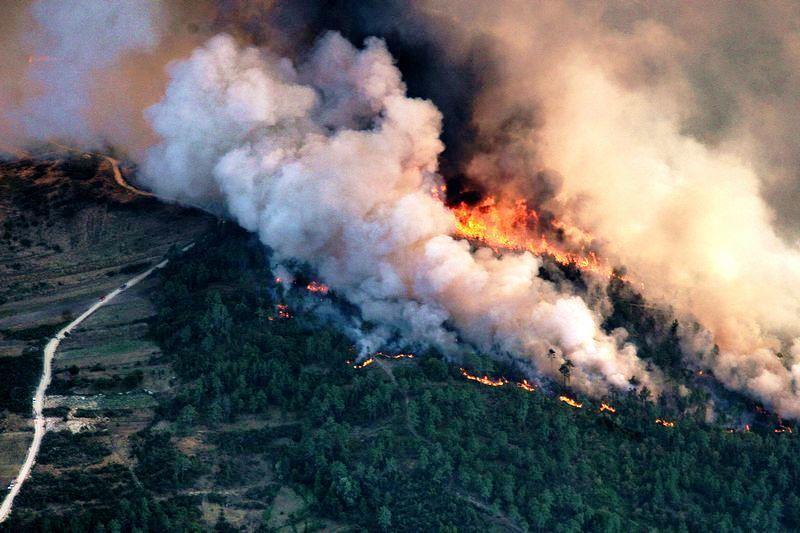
[517,379,536,393]
[774,425,793,434]
[377,352,415,360]
[276,304,291,319]
[599,403,616,413]
[460,368,508,387]
[451,196,622,278]
[655,418,675,428]
[353,358,375,370]
[559,395,583,408]
[306,281,329,294]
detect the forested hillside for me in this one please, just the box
[6,225,800,532]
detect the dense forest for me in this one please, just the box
[6,225,800,532]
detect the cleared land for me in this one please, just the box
[0,153,212,491]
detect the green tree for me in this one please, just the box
[377,505,392,531]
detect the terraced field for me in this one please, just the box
[0,153,212,491]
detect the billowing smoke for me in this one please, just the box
[415,0,800,416]
[6,0,800,416]
[140,32,659,398]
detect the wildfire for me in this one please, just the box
[353,358,375,370]
[276,304,291,319]
[655,418,675,428]
[451,196,616,277]
[559,396,583,408]
[306,281,329,294]
[599,403,616,413]
[517,379,536,393]
[774,425,793,434]
[460,368,508,387]
[377,352,415,360]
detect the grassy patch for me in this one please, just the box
[58,339,153,361]
[0,320,68,341]
[46,392,157,411]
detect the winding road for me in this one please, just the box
[0,146,207,523]
[0,233,193,521]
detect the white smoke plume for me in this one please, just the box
[418,0,800,416]
[141,32,659,398]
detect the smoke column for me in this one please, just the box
[140,32,659,398]
[416,0,800,416]
[6,0,800,416]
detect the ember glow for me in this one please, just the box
[306,281,329,294]
[559,396,583,409]
[517,379,536,393]
[655,419,675,428]
[276,304,291,320]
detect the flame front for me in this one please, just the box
[377,352,415,360]
[655,418,675,428]
[306,281,329,294]
[451,196,618,277]
[599,402,616,413]
[27,55,55,64]
[353,358,375,369]
[460,368,509,387]
[559,395,583,408]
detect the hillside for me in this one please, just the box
[4,224,800,532]
[0,152,212,497]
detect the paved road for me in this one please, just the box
[0,243,194,523]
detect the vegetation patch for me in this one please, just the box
[0,348,40,413]
[37,431,111,468]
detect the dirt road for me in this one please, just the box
[0,243,194,523]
